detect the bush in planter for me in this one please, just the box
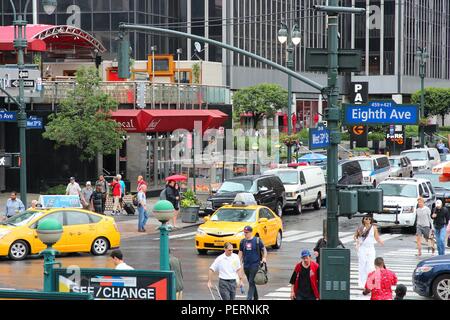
[180,189,200,223]
[181,189,199,208]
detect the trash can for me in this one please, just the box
[181,206,200,223]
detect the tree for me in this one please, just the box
[43,67,125,161]
[411,87,450,126]
[232,83,288,129]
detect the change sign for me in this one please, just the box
[52,268,176,300]
[343,100,419,125]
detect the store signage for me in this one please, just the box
[350,82,368,104]
[343,100,419,125]
[309,123,330,149]
[51,268,176,300]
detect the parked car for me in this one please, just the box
[373,177,436,228]
[401,147,441,171]
[338,159,363,185]
[351,155,391,187]
[388,155,413,178]
[264,166,326,215]
[204,175,286,217]
[440,153,450,162]
[414,170,450,208]
[413,255,450,300]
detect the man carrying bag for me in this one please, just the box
[238,225,267,300]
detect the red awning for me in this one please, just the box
[111,109,228,133]
[0,24,106,53]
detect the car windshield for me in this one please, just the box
[273,171,298,185]
[211,208,257,222]
[414,173,448,188]
[357,160,373,171]
[2,211,44,227]
[402,151,427,161]
[218,180,254,193]
[378,184,418,197]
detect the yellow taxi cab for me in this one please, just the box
[0,206,120,261]
[195,193,283,254]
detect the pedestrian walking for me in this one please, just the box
[169,248,184,300]
[394,284,407,300]
[137,175,147,192]
[117,174,126,214]
[208,242,244,300]
[90,183,105,214]
[353,214,384,289]
[110,250,134,270]
[415,197,434,256]
[5,191,25,218]
[431,200,450,255]
[238,225,267,300]
[164,180,180,228]
[96,175,108,213]
[110,177,122,215]
[363,257,398,300]
[137,184,148,232]
[289,249,320,300]
[313,221,344,264]
[81,181,93,210]
[65,177,81,197]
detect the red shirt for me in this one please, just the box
[365,268,398,300]
[137,180,147,192]
[110,181,121,197]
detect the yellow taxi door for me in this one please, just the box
[31,211,67,253]
[64,211,96,252]
[260,208,279,246]
[256,208,271,244]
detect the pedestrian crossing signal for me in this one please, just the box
[11,154,21,168]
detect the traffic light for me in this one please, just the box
[338,188,383,218]
[118,35,131,79]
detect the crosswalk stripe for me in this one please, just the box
[284,231,323,242]
[264,292,290,298]
[304,232,354,244]
[283,230,307,237]
[340,235,357,244]
[153,231,197,240]
[379,234,402,241]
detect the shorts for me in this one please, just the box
[416,225,431,238]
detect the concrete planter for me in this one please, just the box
[181,206,200,223]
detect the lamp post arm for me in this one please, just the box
[24,0,32,17]
[9,0,17,20]
[0,86,21,107]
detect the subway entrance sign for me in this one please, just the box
[343,100,419,125]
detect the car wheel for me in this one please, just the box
[294,198,302,215]
[275,201,283,218]
[372,180,377,187]
[91,237,109,256]
[197,249,208,255]
[313,194,321,210]
[9,240,29,261]
[410,171,413,178]
[399,174,402,178]
[433,275,450,300]
[272,230,282,249]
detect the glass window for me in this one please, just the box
[259,208,274,220]
[257,178,272,190]
[272,171,298,185]
[401,151,428,161]
[4,211,45,227]
[426,182,435,196]
[66,211,91,225]
[300,172,306,185]
[211,208,257,222]
[218,180,254,193]
[418,184,424,196]
[378,184,418,197]
[73,0,93,11]
[93,0,110,11]
[357,160,374,171]
[89,214,102,223]
[34,212,65,229]
[111,0,129,11]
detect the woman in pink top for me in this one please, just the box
[364,257,398,300]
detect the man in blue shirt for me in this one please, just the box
[238,225,267,300]
[5,191,25,218]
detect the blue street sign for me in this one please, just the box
[0,111,17,122]
[26,116,43,129]
[343,100,419,125]
[309,123,330,149]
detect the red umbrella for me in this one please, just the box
[165,175,188,182]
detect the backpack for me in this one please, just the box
[159,188,167,200]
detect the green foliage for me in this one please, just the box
[192,63,201,83]
[46,184,67,195]
[341,132,350,141]
[368,132,386,141]
[405,125,419,138]
[181,189,199,208]
[353,147,370,152]
[232,83,288,129]
[411,88,450,125]
[42,67,125,161]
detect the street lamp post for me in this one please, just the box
[176,48,182,109]
[36,218,63,292]
[9,0,57,208]
[278,23,301,163]
[415,47,428,148]
[251,141,259,174]
[153,200,175,271]
[151,45,157,109]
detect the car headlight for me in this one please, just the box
[196,228,206,236]
[235,231,245,237]
[415,266,433,274]
[419,165,427,169]
[363,176,371,181]
[286,192,295,198]
[402,206,415,213]
[0,230,11,239]
[205,201,213,209]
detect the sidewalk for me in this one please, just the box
[0,192,204,238]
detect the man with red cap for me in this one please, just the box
[290,249,320,300]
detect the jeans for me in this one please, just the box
[218,279,236,300]
[296,294,316,300]
[244,267,259,300]
[138,206,148,231]
[435,226,447,255]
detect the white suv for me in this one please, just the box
[373,177,436,228]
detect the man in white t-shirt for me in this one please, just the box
[208,242,244,300]
[110,250,134,270]
[66,177,81,196]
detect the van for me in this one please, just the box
[264,166,326,215]
[352,155,391,187]
[400,147,441,171]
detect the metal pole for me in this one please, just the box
[192,129,196,193]
[152,46,156,109]
[159,222,170,271]
[42,246,58,292]
[177,49,181,109]
[419,50,425,147]
[325,2,340,249]
[287,41,294,162]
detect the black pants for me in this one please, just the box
[295,294,316,300]
[244,267,259,300]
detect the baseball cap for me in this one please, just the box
[243,226,253,233]
[301,249,311,258]
[86,181,91,185]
